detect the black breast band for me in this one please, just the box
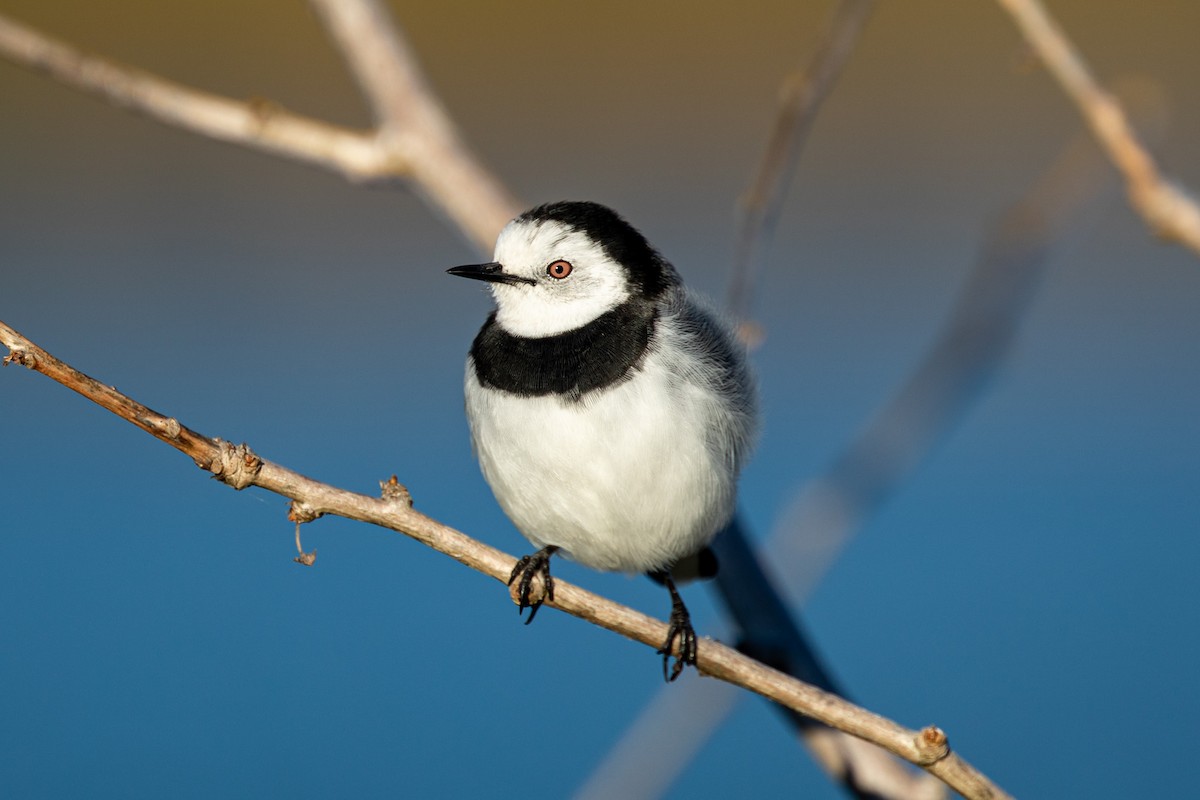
[470,299,657,400]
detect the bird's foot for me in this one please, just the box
[656,576,698,682]
[507,545,558,624]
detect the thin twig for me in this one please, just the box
[994,0,1200,257]
[0,318,1010,800]
[727,0,876,328]
[0,7,519,253]
[305,0,521,247]
[0,14,383,175]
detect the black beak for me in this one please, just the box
[446,261,535,286]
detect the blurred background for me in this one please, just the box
[2,1,1198,797]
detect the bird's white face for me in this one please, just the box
[488,218,633,338]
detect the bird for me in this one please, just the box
[447,201,757,681]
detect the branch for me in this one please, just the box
[0,319,1012,800]
[0,6,519,252]
[0,13,379,172]
[305,0,520,248]
[770,75,1166,583]
[994,0,1200,257]
[727,0,876,329]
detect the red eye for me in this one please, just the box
[547,260,573,279]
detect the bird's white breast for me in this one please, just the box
[464,346,737,574]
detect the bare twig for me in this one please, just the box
[0,318,1010,800]
[0,6,519,252]
[305,0,520,247]
[0,14,382,174]
[727,0,876,328]
[994,0,1200,257]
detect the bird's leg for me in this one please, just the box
[651,572,698,682]
[507,545,558,624]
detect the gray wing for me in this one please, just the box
[660,287,759,472]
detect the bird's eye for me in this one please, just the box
[546,260,573,280]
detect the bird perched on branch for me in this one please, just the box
[448,201,757,680]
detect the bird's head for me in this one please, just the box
[447,201,676,338]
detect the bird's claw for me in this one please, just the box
[658,600,698,682]
[508,546,556,624]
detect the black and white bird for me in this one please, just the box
[448,201,757,680]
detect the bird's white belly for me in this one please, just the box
[465,359,734,573]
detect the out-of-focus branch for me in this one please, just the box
[770,77,1165,592]
[0,318,1011,800]
[305,0,520,247]
[714,518,947,800]
[0,5,519,252]
[0,14,382,175]
[727,0,876,331]
[574,678,741,800]
[724,10,939,798]
[994,0,1200,257]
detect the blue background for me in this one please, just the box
[2,2,1198,797]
